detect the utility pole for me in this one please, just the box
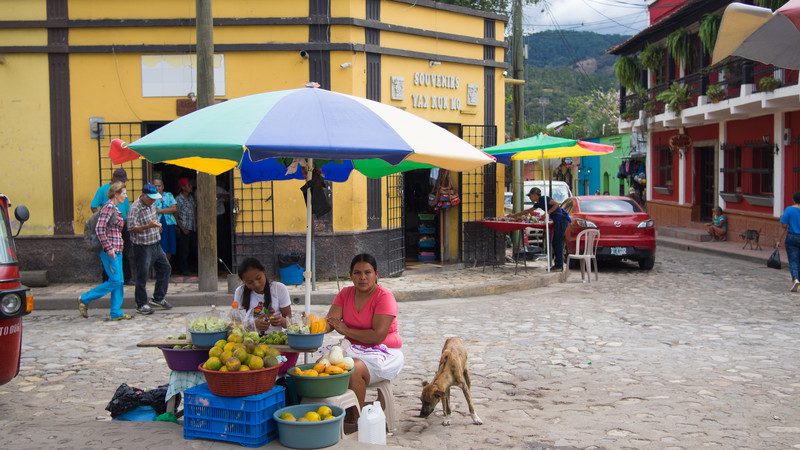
[511,0,525,250]
[196,0,217,292]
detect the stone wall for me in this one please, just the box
[16,235,108,283]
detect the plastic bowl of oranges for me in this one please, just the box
[274,404,344,449]
[286,363,353,398]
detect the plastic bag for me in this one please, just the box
[105,383,176,418]
[186,308,230,334]
[227,308,258,335]
[767,249,782,270]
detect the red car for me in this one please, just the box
[562,196,656,270]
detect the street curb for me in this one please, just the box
[32,270,568,312]
[657,237,787,270]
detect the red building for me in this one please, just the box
[611,0,799,245]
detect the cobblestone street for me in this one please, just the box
[2,247,799,449]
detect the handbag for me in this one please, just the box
[767,249,782,270]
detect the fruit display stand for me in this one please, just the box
[184,382,285,447]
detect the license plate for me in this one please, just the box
[610,247,627,256]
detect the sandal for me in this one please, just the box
[110,313,133,321]
[77,296,88,318]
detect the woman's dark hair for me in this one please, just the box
[350,253,378,274]
[237,257,270,311]
[794,192,800,204]
[713,206,724,216]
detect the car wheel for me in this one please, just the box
[638,256,655,270]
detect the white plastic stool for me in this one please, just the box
[368,380,397,434]
[301,389,359,437]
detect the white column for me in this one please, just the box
[646,131,653,201]
[678,147,686,205]
[718,121,727,210]
[774,112,785,217]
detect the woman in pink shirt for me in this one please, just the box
[326,254,404,412]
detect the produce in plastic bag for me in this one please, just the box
[186,309,229,333]
[286,313,326,335]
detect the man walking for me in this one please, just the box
[128,183,172,315]
[91,168,132,285]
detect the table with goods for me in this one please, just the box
[475,214,553,274]
[135,309,361,448]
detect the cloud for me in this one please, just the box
[523,0,651,35]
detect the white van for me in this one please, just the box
[523,180,573,209]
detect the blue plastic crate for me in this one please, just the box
[418,225,435,234]
[418,253,436,262]
[418,239,435,248]
[184,383,285,447]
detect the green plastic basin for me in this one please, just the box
[274,403,344,449]
[286,363,353,398]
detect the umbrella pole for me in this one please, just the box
[305,158,313,316]
[543,149,550,272]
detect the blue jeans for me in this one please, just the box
[132,242,171,308]
[81,251,125,319]
[786,234,800,282]
[551,219,568,268]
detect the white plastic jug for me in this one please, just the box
[357,400,387,445]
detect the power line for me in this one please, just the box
[580,0,645,31]
[541,1,604,93]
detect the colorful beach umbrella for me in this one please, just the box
[483,134,614,165]
[128,87,493,176]
[712,0,800,69]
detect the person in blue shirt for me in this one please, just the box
[91,168,132,284]
[777,191,800,293]
[153,178,177,259]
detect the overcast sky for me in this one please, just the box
[523,0,653,36]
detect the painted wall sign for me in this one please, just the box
[393,71,478,112]
[141,54,226,97]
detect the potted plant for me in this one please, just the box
[656,82,692,113]
[666,28,690,66]
[699,14,721,56]
[639,43,664,72]
[759,76,781,92]
[705,84,725,103]
[614,55,641,92]
[620,111,637,122]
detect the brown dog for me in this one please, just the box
[419,337,482,426]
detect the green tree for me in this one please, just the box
[566,89,620,138]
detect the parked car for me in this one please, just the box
[504,191,513,216]
[561,196,655,270]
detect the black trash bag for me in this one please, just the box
[300,169,332,218]
[105,383,177,418]
[767,249,782,270]
[278,253,305,269]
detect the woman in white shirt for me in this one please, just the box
[234,257,299,374]
[234,257,292,333]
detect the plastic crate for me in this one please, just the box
[418,239,435,248]
[417,253,436,262]
[418,213,436,221]
[418,225,435,234]
[184,383,285,448]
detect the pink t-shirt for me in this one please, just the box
[332,285,402,349]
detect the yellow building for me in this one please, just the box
[0,0,507,281]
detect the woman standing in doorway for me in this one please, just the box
[153,178,177,260]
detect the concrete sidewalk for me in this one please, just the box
[31,259,567,311]
[657,234,789,268]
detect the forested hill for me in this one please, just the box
[523,30,630,74]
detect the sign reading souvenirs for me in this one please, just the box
[391,72,478,111]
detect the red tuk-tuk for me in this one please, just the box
[0,194,32,386]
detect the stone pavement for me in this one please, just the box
[3,246,800,449]
[30,259,566,311]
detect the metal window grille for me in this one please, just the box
[460,125,499,265]
[385,173,404,277]
[655,145,673,188]
[231,170,275,272]
[93,122,151,210]
[721,143,741,193]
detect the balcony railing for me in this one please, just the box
[620,58,798,119]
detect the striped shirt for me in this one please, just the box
[128,198,161,245]
[176,193,197,232]
[96,201,124,253]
